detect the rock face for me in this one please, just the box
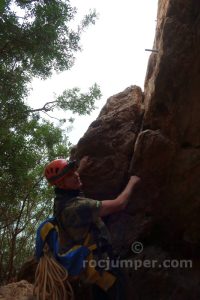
[76,86,145,256]
[74,0,200,299]
[76,85,144,201]
[131,0,200,256]
[128,1,200,297]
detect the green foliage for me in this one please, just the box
[1,0,96,77]
[0,114,71,282]
[58,83,101,114]
[30,83,102,117]
[0,0,101,282]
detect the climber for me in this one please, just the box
[43,157,140,299]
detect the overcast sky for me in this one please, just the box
[28,0,158,145]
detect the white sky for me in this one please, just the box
[28,0,158,145]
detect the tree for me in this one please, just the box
[0,0,101,121]
[0,0,101,282]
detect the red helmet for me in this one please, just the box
[44,159,76,186]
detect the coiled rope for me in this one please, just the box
[33,244,74,300]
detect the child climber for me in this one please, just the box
[39,158,140,299]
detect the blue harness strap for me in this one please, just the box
[35,217,90,276]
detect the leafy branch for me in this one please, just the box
[27,83,102,115]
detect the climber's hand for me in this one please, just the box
[129,175,141,186]
[99,175,141,217]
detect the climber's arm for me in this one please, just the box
[99,176,141,217]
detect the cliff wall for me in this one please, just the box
[75,0,200,298]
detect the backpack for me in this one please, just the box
[34,217,116,300]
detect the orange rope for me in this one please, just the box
[33,244,74,300]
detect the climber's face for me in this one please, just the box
[61,171,82,190]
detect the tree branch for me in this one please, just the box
[27,100,58,113]
[14,175,44,237]
[42,111,61,121]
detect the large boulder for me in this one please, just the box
[74,0,200,299]
[75,86,146,255]
[0,281,34,300]
[76,85,144,201]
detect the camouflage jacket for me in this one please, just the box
[53,188,113,259]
